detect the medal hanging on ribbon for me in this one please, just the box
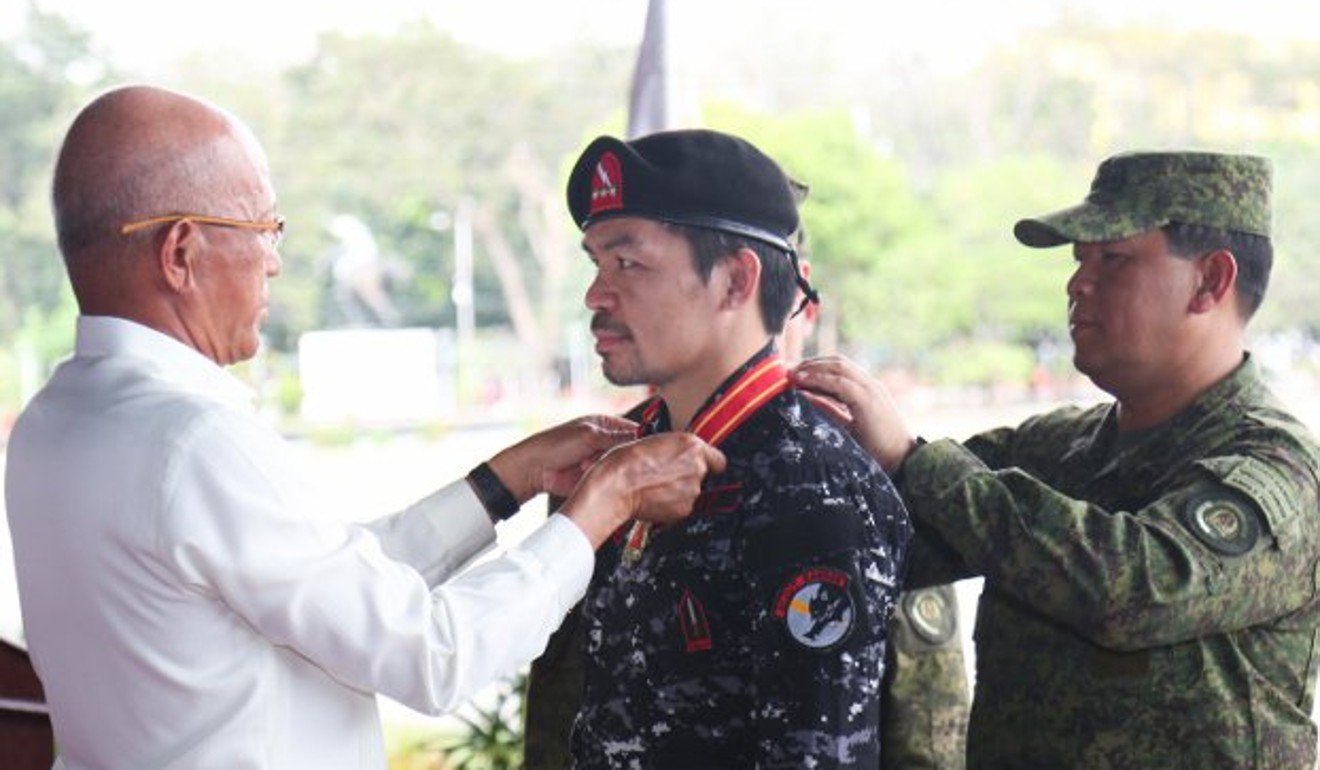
[620,356,788,566]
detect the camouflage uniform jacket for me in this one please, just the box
[571,346,911,769]
[901,356,1320,769]
[526,438,967,770]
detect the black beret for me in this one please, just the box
[566,129,800,252]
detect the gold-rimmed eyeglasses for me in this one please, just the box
[120,214,286,247]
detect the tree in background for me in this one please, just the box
[4,10,1320,414]
[0,9,111,408]
[857,16,1320,339]
[705,106,1077,386]
[262,26,632,374]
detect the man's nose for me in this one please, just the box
[584,271,613,310]
[1066,259,1095,300]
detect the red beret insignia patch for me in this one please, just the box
[590,151,624,215]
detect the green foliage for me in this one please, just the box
[700,108,1077,361]
[262,27,631,342]
[0,290,76,413]
[0,10,116,414]
[5,10,1320,403]
[272,366,304,417]
[410,674,525,770]
[703,105,939,352]
[1253,138,1320,335]
[924,156,1080,343]
[929,339,1037,388]
[0,10,112,348]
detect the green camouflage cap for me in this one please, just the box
[1014,151,1272,248]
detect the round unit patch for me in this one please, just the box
[773,567,855,650]
[1182,491,1260,556]
[902,587,956,646]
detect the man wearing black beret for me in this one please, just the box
[562,128,912,768]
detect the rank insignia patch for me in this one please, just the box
[1182,491,1260,556]
[677,589,712,652]
[774,567,855,650]
[903,587,956,646]
[589,151,624,215]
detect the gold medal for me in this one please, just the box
[621,520,652,566]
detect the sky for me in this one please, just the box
[5,0,1320,81]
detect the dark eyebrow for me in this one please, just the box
[582,232,637,256]
[1074,243,1131,260]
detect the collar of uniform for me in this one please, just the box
[1083,353,1259,472]
[75,315,256,413]
[641,342,787,446]
[1187,353,1260,417]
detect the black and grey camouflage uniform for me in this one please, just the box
[526,440,968,770]
[901,356,1320,768]
[528,573,970,770]
[570,347,911,768]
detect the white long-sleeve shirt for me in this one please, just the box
[4,315,593,769]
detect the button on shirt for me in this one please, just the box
[4,316,593,770]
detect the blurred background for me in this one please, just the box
[3,0,1320,766]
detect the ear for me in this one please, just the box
[1189,249,1237,314]
[719,247,761,311]
[156,220,205,294]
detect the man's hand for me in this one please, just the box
[559,433,727,549]
[791,355,917,473]
[487,415,637,503]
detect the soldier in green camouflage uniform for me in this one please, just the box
[881,584,969,770]
[795,151,1320,768]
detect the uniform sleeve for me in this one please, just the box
[901,436,1320,651]
[880,584,970,770]
[157,412,593,715]
[743,490,905,768]
[897,428,1023,589]
[902,523,975,589]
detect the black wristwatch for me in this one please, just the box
[466,462,521,522]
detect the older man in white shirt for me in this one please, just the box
[4,85,724,770]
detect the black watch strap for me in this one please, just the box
[467,462,521,522]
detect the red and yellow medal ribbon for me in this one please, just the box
[687,357,790,447]
[621,356,789,565]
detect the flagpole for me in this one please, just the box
[627,0,671,139]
